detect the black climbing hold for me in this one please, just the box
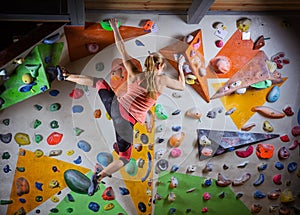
[140,134,149,144]
[2,118,9,126]
[0,133,12,143]
[138,202,146,212]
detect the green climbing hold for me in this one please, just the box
[250,80,272,89]
[66,208,73,213]
[16,167,25,172]
[155,104,168,120]
[50,120,59,129]
[50,103,61,111]
[34,119,42,129]
[35,134,43,143]
[35,195,43,202]
[50,208,59,213]
[74,127,84,136]
[2,152,10,159]
[34,104,43,111]
[125,158,138,176]
[100,19,120,31]
[2,118,9,126]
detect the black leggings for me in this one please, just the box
[96,79,134,153]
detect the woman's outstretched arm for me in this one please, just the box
[109,18,140,78]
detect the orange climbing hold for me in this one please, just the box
[256,143,274,159]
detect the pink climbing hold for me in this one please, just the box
[202,207,209,213]
[47,132,63,145]
[170,148,182,158]
[273,174,282,185]
[235,145,254,158]
[203,192,211,201]
[69,88,84,99]
[215,40,224,48]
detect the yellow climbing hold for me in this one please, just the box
[66,150,75,156]
[51,196,60,203]
[106,112,111,120]
[104,203,114,210]
[280,189,295,203]
[34,149,44,158]
[14,133,31,145]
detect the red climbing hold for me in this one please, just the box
[102,186,115,200]
[47,132,63,145]
[280,134,290,142]
[235,145,254,158]
[69,88,84,99]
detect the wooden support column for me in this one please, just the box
[187,0,215,24]
[67,0,85,25]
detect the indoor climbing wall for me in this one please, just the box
[0,14,300,215]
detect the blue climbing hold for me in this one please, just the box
[135,39,145,46]
[254,190,266,199]
[119,187,130,195]
[275,161,284,170]
[267,85,280,103]
[88,202,100,212]
[49,89,59,96]
[96,152,113,167]
[77,140,91,152]
[72,105,84,113]
[73,156,82,164]
[287,162,297,173]
[172,125,182,132]
[35,182,43,191]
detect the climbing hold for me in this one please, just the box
[236,192,243,199]
[267,85,280,103]
[278,146,290,159]
[169,207,176,215]
[43,32,60,44]
[50,120,59,129]
[287,162,297,173]
[170,148,182,158]
[0,200,13,205]
[125,158,138,176]
[33,119,42,129]
[34,104,43,111]
[237,161,249,168]
[49,89,59,97]
[16,177,30,196]
[93,109,101,118]
[263,120,274,132]
[95,62,104,71]
[169,176,178,188]
[251,106,285,119]
[73,156,82,164]
[172,109,181,115]
[170,164,179,173]
[104,203,114,210]
[77,140,91,152]
[155,104,168,120]
[203,192,211,201]
[74,127,84,136]
[119,187,130,195]
[72,105,84,113]
[18,83,37,93]
[167,192,176,202]
[51,196,59,203]
[185,107,202,119]
[67,193,74,202]
[64,169,90,194]
[251,204,262,214]
[135,39,145,46]
[88,202,100,212]
[156,159,169,173]
[215,40,223,48]
[86,43,100,53]
[14,133,30,145]
[0,133,12,143]
[256,143,274,159]
[223,164,229,170]
[280,189,294,203]
[209,56,231,74]
[96,152,113,167]
[169,132,185,147]
[171,125,181,132]
[225,107,236,115]
[280,134,290,142]
[2,152,10,160]
[47,132,63,145]
[25,64,40,78]
[134,143,143,152]
[50,208,59,213]
[282,106,294,116]
[236,18,252,32]
[34,134,43,144]
[202,163,213,173]
[218,191,226,199]
[289,139,299,150]
[254,190,266,199]
[49,103,61,112]
[257,163,268,171]
[201,146,213,156]
[232,173,251,186]
[253,35,265,50]
[34,149,44,157]
[140,133,149,144]
[253,173,265,186]
[66,150,74,156]
[202,178,212,187]
[291,125,300,136]
[49,150,62,157]
[69,88,84,99]
[22,73,33,84]
[268,188,281,200]
[137,201,146,212]
[3,164,11,173]
[235,145,254,158]
[102,186,115,200]
[273,174,282,185]
[199,135,211,146]
[275,161,284,170]
[251,80,272,89]
[187,165,197,173]
[216,173,232,187]
[2,118,9,126]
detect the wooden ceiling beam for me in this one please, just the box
[187,0,215,24]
